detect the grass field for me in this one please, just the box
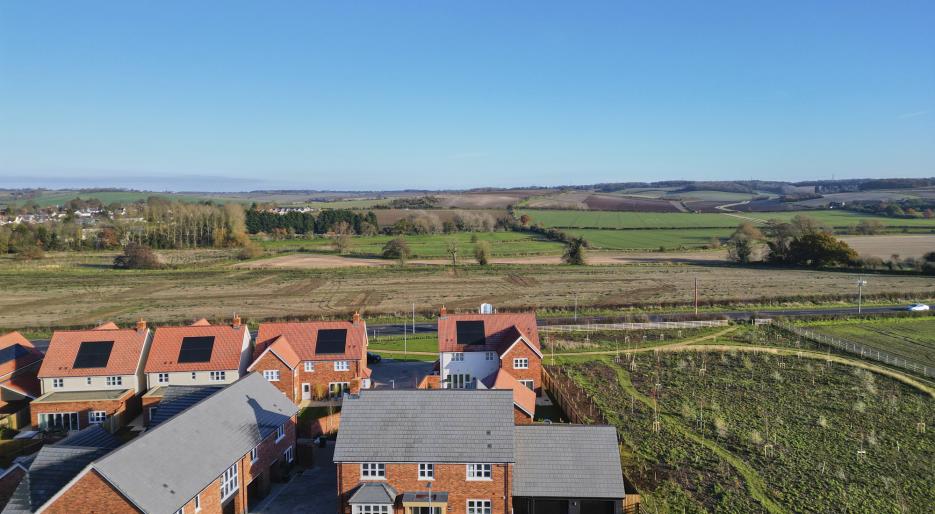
[1,190,224,208]
[257,232,563,258]
[566,228,732,250]
[801,317,935,370]
[565,341,935,512]
[2,252,935,329]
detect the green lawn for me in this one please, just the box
[800,317,935,370]
[368,333,437,353]
[257,231,564,258]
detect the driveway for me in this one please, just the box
[369,360,435,389]
[253,442,336,514]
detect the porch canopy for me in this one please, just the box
[348,483,397,505]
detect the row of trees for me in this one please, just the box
[727,215,859,267]
[245,208,379,236]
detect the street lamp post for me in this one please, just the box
[856,276,867,314]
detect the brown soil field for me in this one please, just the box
[3,259,934,329]
[840,235,935,259]
[583,194,680,212]
[436,190,547,208]
[372,208,508,225]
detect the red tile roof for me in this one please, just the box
[0,332,42,379]
[1,373,41,399]
[482,368,536,417]
[437,312,540,354]
[145,321,248,373]
[249,335,301,370]
[256,321,368,361]
[38,323,150,378]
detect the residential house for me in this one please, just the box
[32,321,153,432]
[437,309,543,395]
[334,389,627,514]
[32,372,298,514]
[0,333,43,430]
[0,425,120,513]
[251,314,371,402]
[141,317,251,424]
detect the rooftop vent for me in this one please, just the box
[479,303,494,314]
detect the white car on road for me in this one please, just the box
[906,303,930,312]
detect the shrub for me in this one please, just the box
[382,237,411,264]
[236,243,264,260]
[474,241,491,265]
[113,243,164,269]
[562,237,587,265]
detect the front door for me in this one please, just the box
[302,383,311,400]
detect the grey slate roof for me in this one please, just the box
[91,373,298,514]
[513,425,626,499]
[334,389,515,463]
[148,385,223,427]
[2,426,120,513]
[348,483,397,504]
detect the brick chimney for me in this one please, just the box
[232,314,242,328]
[353,311,361,325]
[136,318,147,332]
[439,305,447,318]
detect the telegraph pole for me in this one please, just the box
[856,275,867,314]
[694,277,699,316]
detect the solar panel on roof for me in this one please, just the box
[178,336,215,363]
[315,329,347,354]
[456,320,486,345]
[0,345,29,365]
[73,341,114,368]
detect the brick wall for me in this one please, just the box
[30,391,139,430]
[45,469,140,513]
[501,343,542,395]
[252,352,296,402]
[337,462,511,514]
[513,406,533,425]
[141,395,161,425]
[295,360,363,399]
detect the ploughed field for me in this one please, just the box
[802,317,935,371]
[565,343,935,513]
[2,253,935,329]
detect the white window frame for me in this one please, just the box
[418,463,434,480]
[174,509,183,514]
[518,379,534,391]
[452,352,464,362]
[158,373,170,384]
[360,462,386,480]
[86,377,92,385]
[352,506,391,514]
[304,361,314,372]
[448,373,471,389]
[284,445,294,463]
[88,411,107,425]
[194,494,201,512]
[275,424,285,442]
[219,463,238,501]
[513,358,529,369]
[486,351,495,361]
[106,376,122,386]
[210,371,226,382]
[250,447,258,463]
[191,371,197,380]
[329,382,349,398]
[52,378,64,389]
[263,370,280,382]
[38,412,79,431]
[467,499,492,514]
[334,361,349,372]
[466,463,492,481]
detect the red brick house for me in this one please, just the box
[34,373,298,514]
[32,321,153,432]
[141,317,252,424]
[250,314,371,403]
[0,332,43,430]
[437,309,543,395]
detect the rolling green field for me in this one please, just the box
[565,228,731,250]
[256,231,564,258]
[0,190,224,207]
[801,317,935,370]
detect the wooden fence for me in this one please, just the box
[542,366,607,425]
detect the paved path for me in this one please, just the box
[254,442,337,514]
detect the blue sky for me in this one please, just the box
[1,1,933,191]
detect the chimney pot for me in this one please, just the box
[353,311,361,325]
[440,305,447,317]
[232,314,242,328]
[136,318,147,331]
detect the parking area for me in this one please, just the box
[369,359,435,389]
[253,442,337,514]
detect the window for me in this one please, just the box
[250,447,258,463]
[263,370,280,382]
[467,500,492,514]
[275,424,285,442]
[86,377,92,385]
[334,361,349,371]
[52,378,64,389]
[418,463,434,480]
[513,358,529,369]
[485,351,495,361]
[360,463,385,479]
[209,371,226,382]
[467,464,492,480]
[448,373,471,389]
[106,376,122,386]
[304,361,314,372]
[174,509,183,514]
[518,379,534,391]
[194,494,201,512]
[38,412,78,431]
[219,463,238,500]
[452,352,464,362]
[284,445,294,463]
[352,506,390,514]
[191,371,197,380]
[158,373,169,384]
[88,411,107,424]
[329,382,349,398]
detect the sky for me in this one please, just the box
[1,1,933,191]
